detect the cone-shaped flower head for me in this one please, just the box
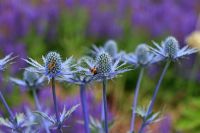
[150,36,198,61]
[23,51,74,81]
[23,67,40,87]
[163,37,179,59]
[135,44,150,65]
[45,52,62,78]
[104,40,118,58]
[123,43,157,68]
[10,67,45,89]
[96,52,112,74]
[91,40,124,61]
[77,51,130,81]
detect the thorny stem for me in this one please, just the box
[103,78,108,133]
[138,61,171,133]
[33,90,50,133]
[80,84,90,133]
[130,68,144,133]
[0,91,22,133]
[51,78,62,133]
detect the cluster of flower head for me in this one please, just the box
[0,36,198,132]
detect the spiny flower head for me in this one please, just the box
[163,36,179,59]
[58,57,96,85]
[10,67,45,90]
[135,44,150,65]
[150,36,198,61]
[0,53,15,71]
[96,52,112,74]
[23,67,40,87]
[91,40,124,61]
[104,40,118,58]
[123,44,157,67]
[77,51,130,81]
[45,52,62,78]
[23,51,74,81]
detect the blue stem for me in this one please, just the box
[80,84,90,133]
[102,78,108,133]
[51,78,62,133]
[130,68,144,133]
[0,91,15,121]
[0,91,21,133]
[138,61,171,133]
[33,90,50,133]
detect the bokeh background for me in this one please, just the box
[1,0,200,132]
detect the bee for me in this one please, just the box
[90,67,97,75]
[48,60,56,71]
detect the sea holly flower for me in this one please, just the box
[135,106,161,127]
[150,36,198,61]
[59,57,99,133]
[79,51,129,81]
[10,68,50,133]
[88,116,114,133]
[78,51,129,133]
[0,113,35,132]
[123,43,158,68]
[34,105,79,130]
[23,51,74,81]
[23,51,78,132]
[91,40,124,61]
[0,91,36,133]
[123,44,159,133]
[10,67,45,90]
[139,36,198,133]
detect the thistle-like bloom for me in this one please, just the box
[0,113,33,132]
[91,40,124,61]
[150,36,198,61]
[0,53,15,71]
[78,51,129,81]
[23,51,74,81]
[123,44,158,68]
[34,105,79,130]
[78,51,129,133]
[10,67,45,90]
